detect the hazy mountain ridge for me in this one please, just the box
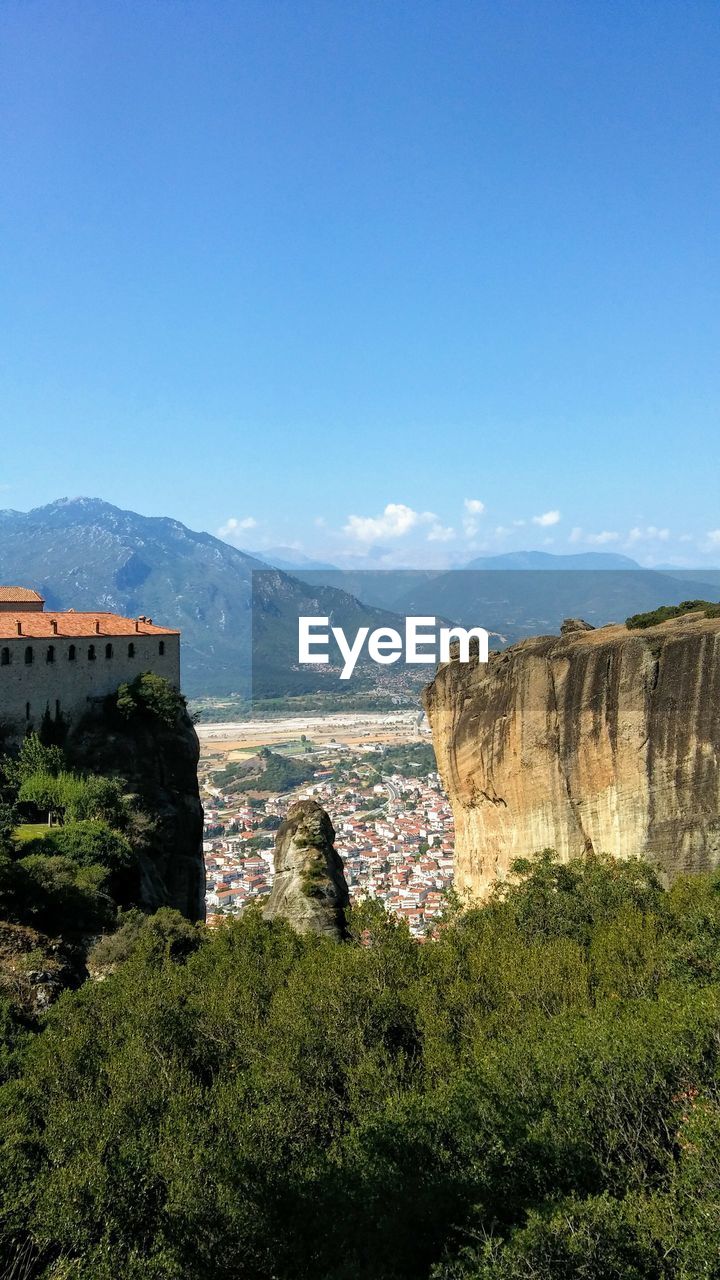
[2,499,719,697]
[0,499,403,697]
[286,553,720,641]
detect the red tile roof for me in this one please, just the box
[0,587,44,603]
[0,612,179,639]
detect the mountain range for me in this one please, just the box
[1,498,719,699]
[0,499,403,698]
[284,552,720,641]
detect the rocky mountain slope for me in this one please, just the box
[0,498,405,698]
[424,613,720,897]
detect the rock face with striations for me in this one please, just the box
[423,615,720,898]
[263,800,349,939]
[64,704,205,921]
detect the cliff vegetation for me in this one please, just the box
[0,676,204,1018]
[3,853,720,1277]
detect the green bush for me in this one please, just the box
[116,673,187,726]
[626,599,720,629]
[1,734,65,789]
[4,853,720,1277]
[18,771,128,828]
[0,851,115,936]
[23,820,135,874]
[88,907,202,975]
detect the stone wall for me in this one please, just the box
[0,633,181,740]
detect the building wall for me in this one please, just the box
[0,633,181,738]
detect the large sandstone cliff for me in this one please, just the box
[423,616,720,898]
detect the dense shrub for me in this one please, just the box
[116,673,187,725]
[18,771,128,827]
[22,820,134,874]
[626,599,720,629]
[87,907,202,975]
[0,851,115,936]
[3,854,720,1277]
[1,736,64,790]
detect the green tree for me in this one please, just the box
[116,672,187,725]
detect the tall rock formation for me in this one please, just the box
[423,615,720,898]
[64,704,205,921]
[263,800,349,939]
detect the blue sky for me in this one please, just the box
[1,0,719,567]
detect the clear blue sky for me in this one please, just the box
[1,0,718,566]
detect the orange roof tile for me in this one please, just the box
[0,611,179,640]
[0,587,44,603]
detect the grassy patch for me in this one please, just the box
[13,824,54,845]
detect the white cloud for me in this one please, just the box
[586,530,620,545]
[462,498,486,538]
[569,527,619,545]
[343,503,436,543]
[427,523,455,542]
[217,516,257,541]
[532,510,561,527]
[627,526,670,544]
[313,516,326,528]
[706,530,720,547]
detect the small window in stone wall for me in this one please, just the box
[68,645,76,661]
[1,647,9,666]
[159,640,165,656]
[88,645,96,661]
[25,702,30,720]
[46,645,55,663]
[128,642,135,658]
[105,643,113,660]
[24,646,33,665]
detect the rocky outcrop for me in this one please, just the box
[0,922,81,1014]
[65,706,205,921]
[263,800,349,938]
[423,615,720,898]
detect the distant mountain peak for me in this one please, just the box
[0,496,403,699]
[260,546,341,571]
[37,496,119,514]
[464,549,643,571]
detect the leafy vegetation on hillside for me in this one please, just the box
[0,735,141,939]
[116,671,189,725]
[3,851,720,1277]
[626,598,720,629]
[370,742,437,778]
[213,748,315,795]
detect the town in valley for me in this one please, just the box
[198,709,455,936]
